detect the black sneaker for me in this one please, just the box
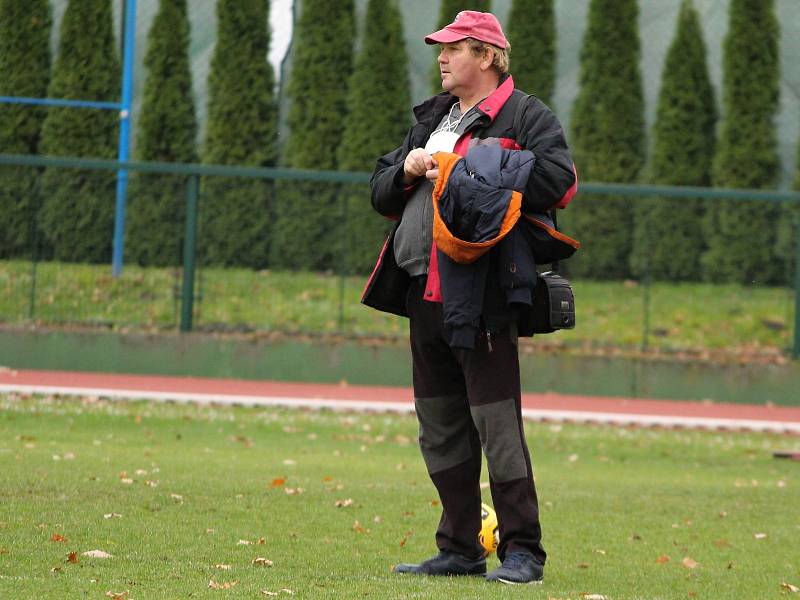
[485,551,544,584]
[393,550,487,576]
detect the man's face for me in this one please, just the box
[437,40,485,94]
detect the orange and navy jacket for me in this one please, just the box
[361,74,578,331]
[432,145,535,347]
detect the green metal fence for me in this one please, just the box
[1,152,799,358]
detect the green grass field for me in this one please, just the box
[0,260,795,356]
[1,393,798,599]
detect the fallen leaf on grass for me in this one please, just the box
[656,555,670,564]
[50,533,67,543]
[754,533,767,539]
[208,579,238,590]
[120,479,134,485]
[83,550,113,559]
[399,531,414,547]
[682,557,699,569]
[66,552,79,564]
[577,563,590,569]
[335,499,354,508]
[714,539,730,548]
[261,590,294,597]
[230,435,253,448]
[270,478,286,487]
[103,513,123,519]
[105,591,129,599]
[580,595,608,600]
[237,537,266,546]
[170,494,183,503]
[781,582,799,593]
[213,564,232,570]
[252,557,274,567]
[352,520,366,533]
[284,487,305,495]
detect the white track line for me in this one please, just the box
[1,383,799,435]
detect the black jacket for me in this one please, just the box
[362,75,578,338]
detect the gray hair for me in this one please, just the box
[465,38,510,75]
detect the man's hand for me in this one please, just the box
[403,149,438,185]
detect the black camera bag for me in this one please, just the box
[529,271,575,333]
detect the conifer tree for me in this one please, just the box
[429,0,491,94]
[0,0,51,258]
[201,0,277,268]
[566,0,645,279]
[337,0,410,274]
[38,0,119,263]
[703,0,780,284]
[127,0,197,267]
[505,0,555,105]
[631,0,716,281]
[270,0,355,270]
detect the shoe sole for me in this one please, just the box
[491,576,544,585]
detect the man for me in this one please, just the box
[361,10,577,585]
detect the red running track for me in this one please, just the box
[1,368,799,435]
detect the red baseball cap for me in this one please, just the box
[424,10,509,49]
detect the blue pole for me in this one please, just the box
[112,0,137,277]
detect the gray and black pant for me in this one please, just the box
[407,277,545,564]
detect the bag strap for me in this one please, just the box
[550,210,560,274]
[514,93,561,274]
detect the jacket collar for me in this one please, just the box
[476,74,514,123]
[413,74,516,128]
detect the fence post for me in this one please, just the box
[27,259,37,320]
[180,175,199,332]
[794,216,800,358]
[641,206,652,353]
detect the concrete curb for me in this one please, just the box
[3,383,798,435]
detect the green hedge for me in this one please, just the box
[127,0,197,267]
[38,0,119,264]
[704,0,781,284]
[201,0,277,269]
[270,0,355,271]
[630,0,717,281]
[566,0,645,280]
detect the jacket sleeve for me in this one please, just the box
[370,127,417,218]
[515,97,577,213]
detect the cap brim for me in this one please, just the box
[424,28,468,45]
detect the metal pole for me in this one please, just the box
[112,0,137,277]
[180,175,199,332]
[641,205,651,353]
[794,215,800,358]
[337,194,348,330]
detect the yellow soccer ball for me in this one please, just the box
[478,502,499,556]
